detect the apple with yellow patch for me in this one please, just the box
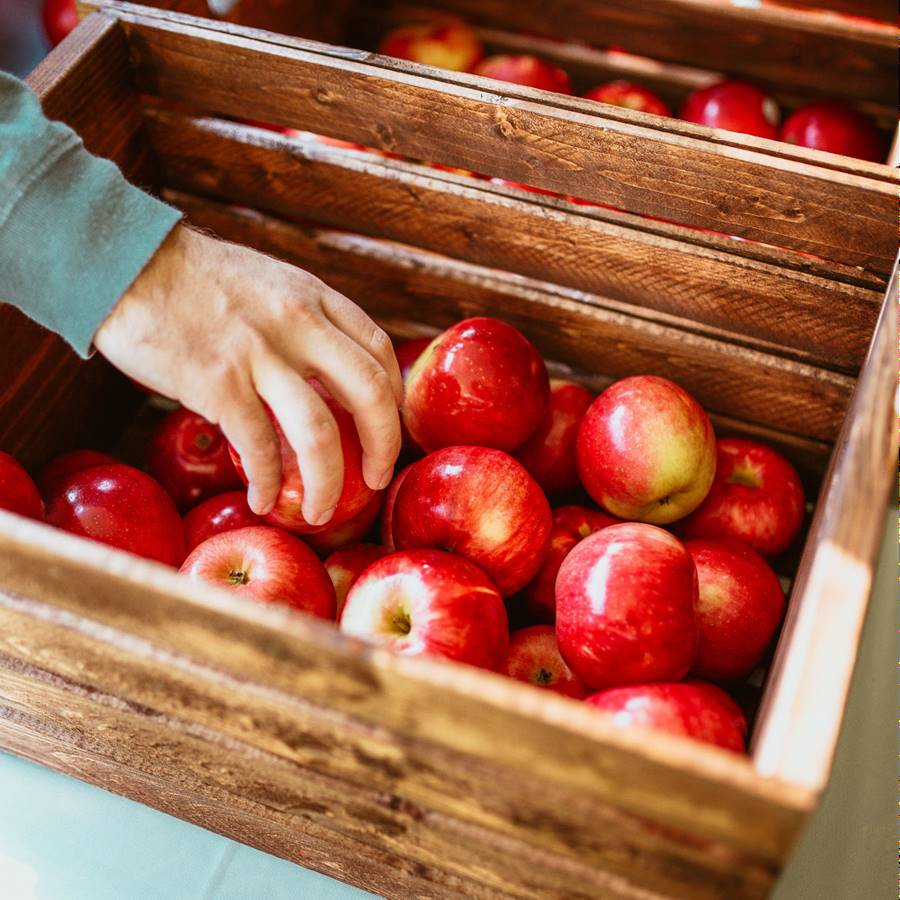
[377,16,483,72]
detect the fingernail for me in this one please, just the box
[375,468,394,491]
[308,505,336,527]
[248,488,274,516]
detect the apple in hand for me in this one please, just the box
[503,625,589,698]
[779,101,883,162]
[576,376,715,524]
[556,523,698,688]
[340,549,508,670]
[392,446,552,596]
[585,681,747,752]
[229,381,373,534]
[681,81,780,139]
[45,463,184,566]
[147,408,242,510]
[378,16,483,72]
[380,463,413,550]
[686,537,785,681]
[515,379,593,498]
[324,543,389,615]
[676,437,804,558]
[0,451,43,520]
[180,526,335,619]
[305,489,384,554]
[474,55,573,94]
[183,490,265,553]
[522,504,618,623]
[403,318,550,453]
[38,450,116,499]
[584,81,670,117]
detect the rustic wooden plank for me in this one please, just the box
[147,110,881,372]
[411,0,897,106]
[773,0,895,23]
[83,3,898,274]
[169,193,855,442]
[751,258,897,790]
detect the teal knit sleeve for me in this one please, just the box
[0,71,181,357]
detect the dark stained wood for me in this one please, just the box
[83,2,898,274]
[147,110,881,372]
[751,258,897,790]
[168,191,855,443]
[774,0,895,23]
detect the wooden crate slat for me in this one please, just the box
[82,3,897,274]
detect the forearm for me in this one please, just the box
[0,71,180,356]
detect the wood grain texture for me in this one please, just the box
[169,192,855,443]
[751,258,898,791]
[147,110,881,372]
[83,2,898,274]
[771,0,895,23]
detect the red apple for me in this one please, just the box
[304,489,384,554]
[681,81,780,139]
[779,101,883,162]
[42,0,78,46]
[576,375,715,524]
[685,537,785,681]
[229,381,373,534]
[380,463,413,550]
[324,543,390,615]
[183,490,265,553]
[522,504,618,623]
[0,451,43,520]
[45,463,184,566]
[340,549,508,669]
[147,408,242,511]
[473,55,573,94]
[503,625,589,698]
[585,681,747,752]
[584,81,670,117]
[378,16,483,72]
[395,336,432,454]
[392,446,552,596]
[37,450,116,499]
[515,379,593,498]
[676,437,805,558]
[556,523,699,688]
[180,526,335,619]
[403,318,550,453]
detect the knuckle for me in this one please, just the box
[302,411,339,454]
[369,326,392,356]
[360,366,393,406]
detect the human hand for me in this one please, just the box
[94,224,403,524]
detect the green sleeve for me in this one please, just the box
[0,71,181,357]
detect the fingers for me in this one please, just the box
[319,287,403,404]
[253,356,344,526]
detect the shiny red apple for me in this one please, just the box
[180,526,335,619]
[392,446,552,596]
[304,489,384,554]
[45,463,184,566]
[515,379,593,498]
[522,504,618,623]
[380,463,413,550]
[503,625,589,698]
[42,0,78,47]
[585,681,747,752]
[147,408,242,510]
[576,375,715,524]
[474,55,573,94]
[229,382,373,534]
[37,450,116,499]
[182,490,265,553]
[403,317,550,453]
[556,523,699,688]
[584,81,670,117]
[324,543,390,616]
[686,537,785,681]
[340,549,508,670]
[378,16,483,72]
[681,80,780,139]
[0,451,43,520]
[395,336,432,454]
[676,437,804,558]
[779,101,884,162]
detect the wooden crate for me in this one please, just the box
[0,4,896,897]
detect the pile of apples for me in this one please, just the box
[0,316,806,755]
[377,14,886,162]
